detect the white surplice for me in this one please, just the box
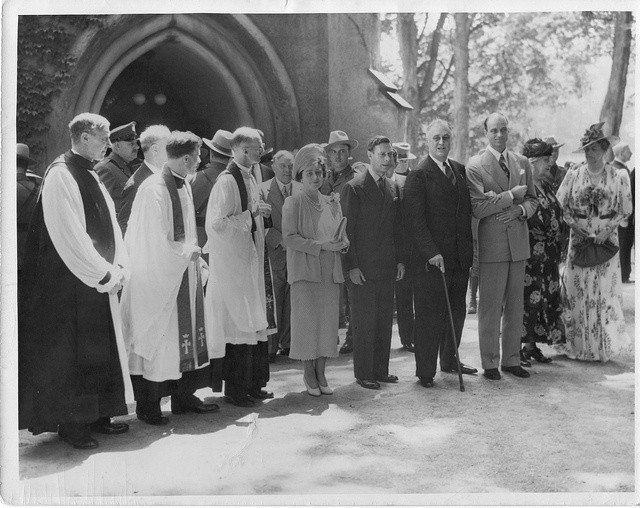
[121,172,211,382]
[203,167,268,359]
[42,162,134,402]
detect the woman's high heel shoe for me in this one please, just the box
[528,346,553,363]
[520,350,532,367]
[304,377,321,397]
[318,383,333,395]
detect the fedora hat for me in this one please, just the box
[260,147,274,164]
[392,142,417,160]
[324,130,358,151]
[110,121,138,142]
[543,136,565,149]
[17,143,37,167]
[573,122,619,153]
[203,129,233,158]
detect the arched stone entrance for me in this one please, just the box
[48,14,300,157]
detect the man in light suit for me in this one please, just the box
[342,135,405,390]
[465,113,538,380]
[261,150,302,362]
[404,119,477,388]
[118,124,171,234]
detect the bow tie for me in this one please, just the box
[173,176,185,189]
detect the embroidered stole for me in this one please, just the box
[161,168,208,372]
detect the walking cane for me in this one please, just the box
[439,269,465,392]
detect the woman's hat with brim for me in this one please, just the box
[324,130,358,151]
[293,144,326,179]
[203,129,233,158]
[543,136,565,149]
[17,143,37,167]
[573,122,620,153]
[392,142,417,160]
[522,138,553,159]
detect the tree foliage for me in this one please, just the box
[383,11,633,159]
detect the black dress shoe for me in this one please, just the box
[172,402,220,415]
[224,395,256,407]
[376,374,399,383]
[442,363,478,375]
[525,346,552,363]
[356,379,380,390]
[90,418,130,435]
[419,377,434,388]
[339,343,353,354]
[248,389,274,400]
[61,434,99,450]
[401,343,415,353]
[483,368,501,381]
[137,412,170,425]
[277,348,290,356]
[501,365,530,378]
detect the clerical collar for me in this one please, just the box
[367,165,384,183]
[69,149,96,169]
[429,154,450,173]
[146,160,162,174]
[234,160,253,175]
[486,145,508,163]
[169,170,186,189]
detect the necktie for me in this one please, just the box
[443,161,456,186]
[378,177,385,195]
[499,154,510,180]
[173,176,185,189]
[282,184,289,198]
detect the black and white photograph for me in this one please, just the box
[1,0,636,504]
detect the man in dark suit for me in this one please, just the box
[342,135,405,390]
[95,121,139,218]
[404,119,477,388]
[260,150,302,362]
[118,125,171,234]
[191,129,233,248]
[612,141,635,283]
[466,113,538,381]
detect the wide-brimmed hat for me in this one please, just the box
[392,142,417,160]
[17,143,37,167]
[324,130,358,151]
[260,147,274,164]
[573,122,620,153]
[522,138,553,159]
[203,129,233,158]
[543,136,564,149]
[110,121,138,142]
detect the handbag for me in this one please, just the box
[572,237,618,267]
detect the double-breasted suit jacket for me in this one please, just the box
[341,169,405,380]
[466,148,538,370]
[95,152,135,217]
[404,155,473,378]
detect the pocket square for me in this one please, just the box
[519,168,525,176]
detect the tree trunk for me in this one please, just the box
[452,13,473,163]
[397,13,419,152]
[599,11,633,136]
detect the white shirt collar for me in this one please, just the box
[428,154,451,174]
[234,160,253,174]
[486,145,508,164]
[275,177,291,194]
[367,165,384,183]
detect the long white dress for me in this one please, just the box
[204,168,269,359]
[121,173,211,382]
[555,163,632,361]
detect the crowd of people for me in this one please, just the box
[17,111,633,450]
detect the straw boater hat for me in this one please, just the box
[203,129,233,158]
[392,142,417,160]
[323,130,359,151]
[573,122,620,153]
[543,136,565,149]
[17,143,37,167]
[109,121,139,142]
